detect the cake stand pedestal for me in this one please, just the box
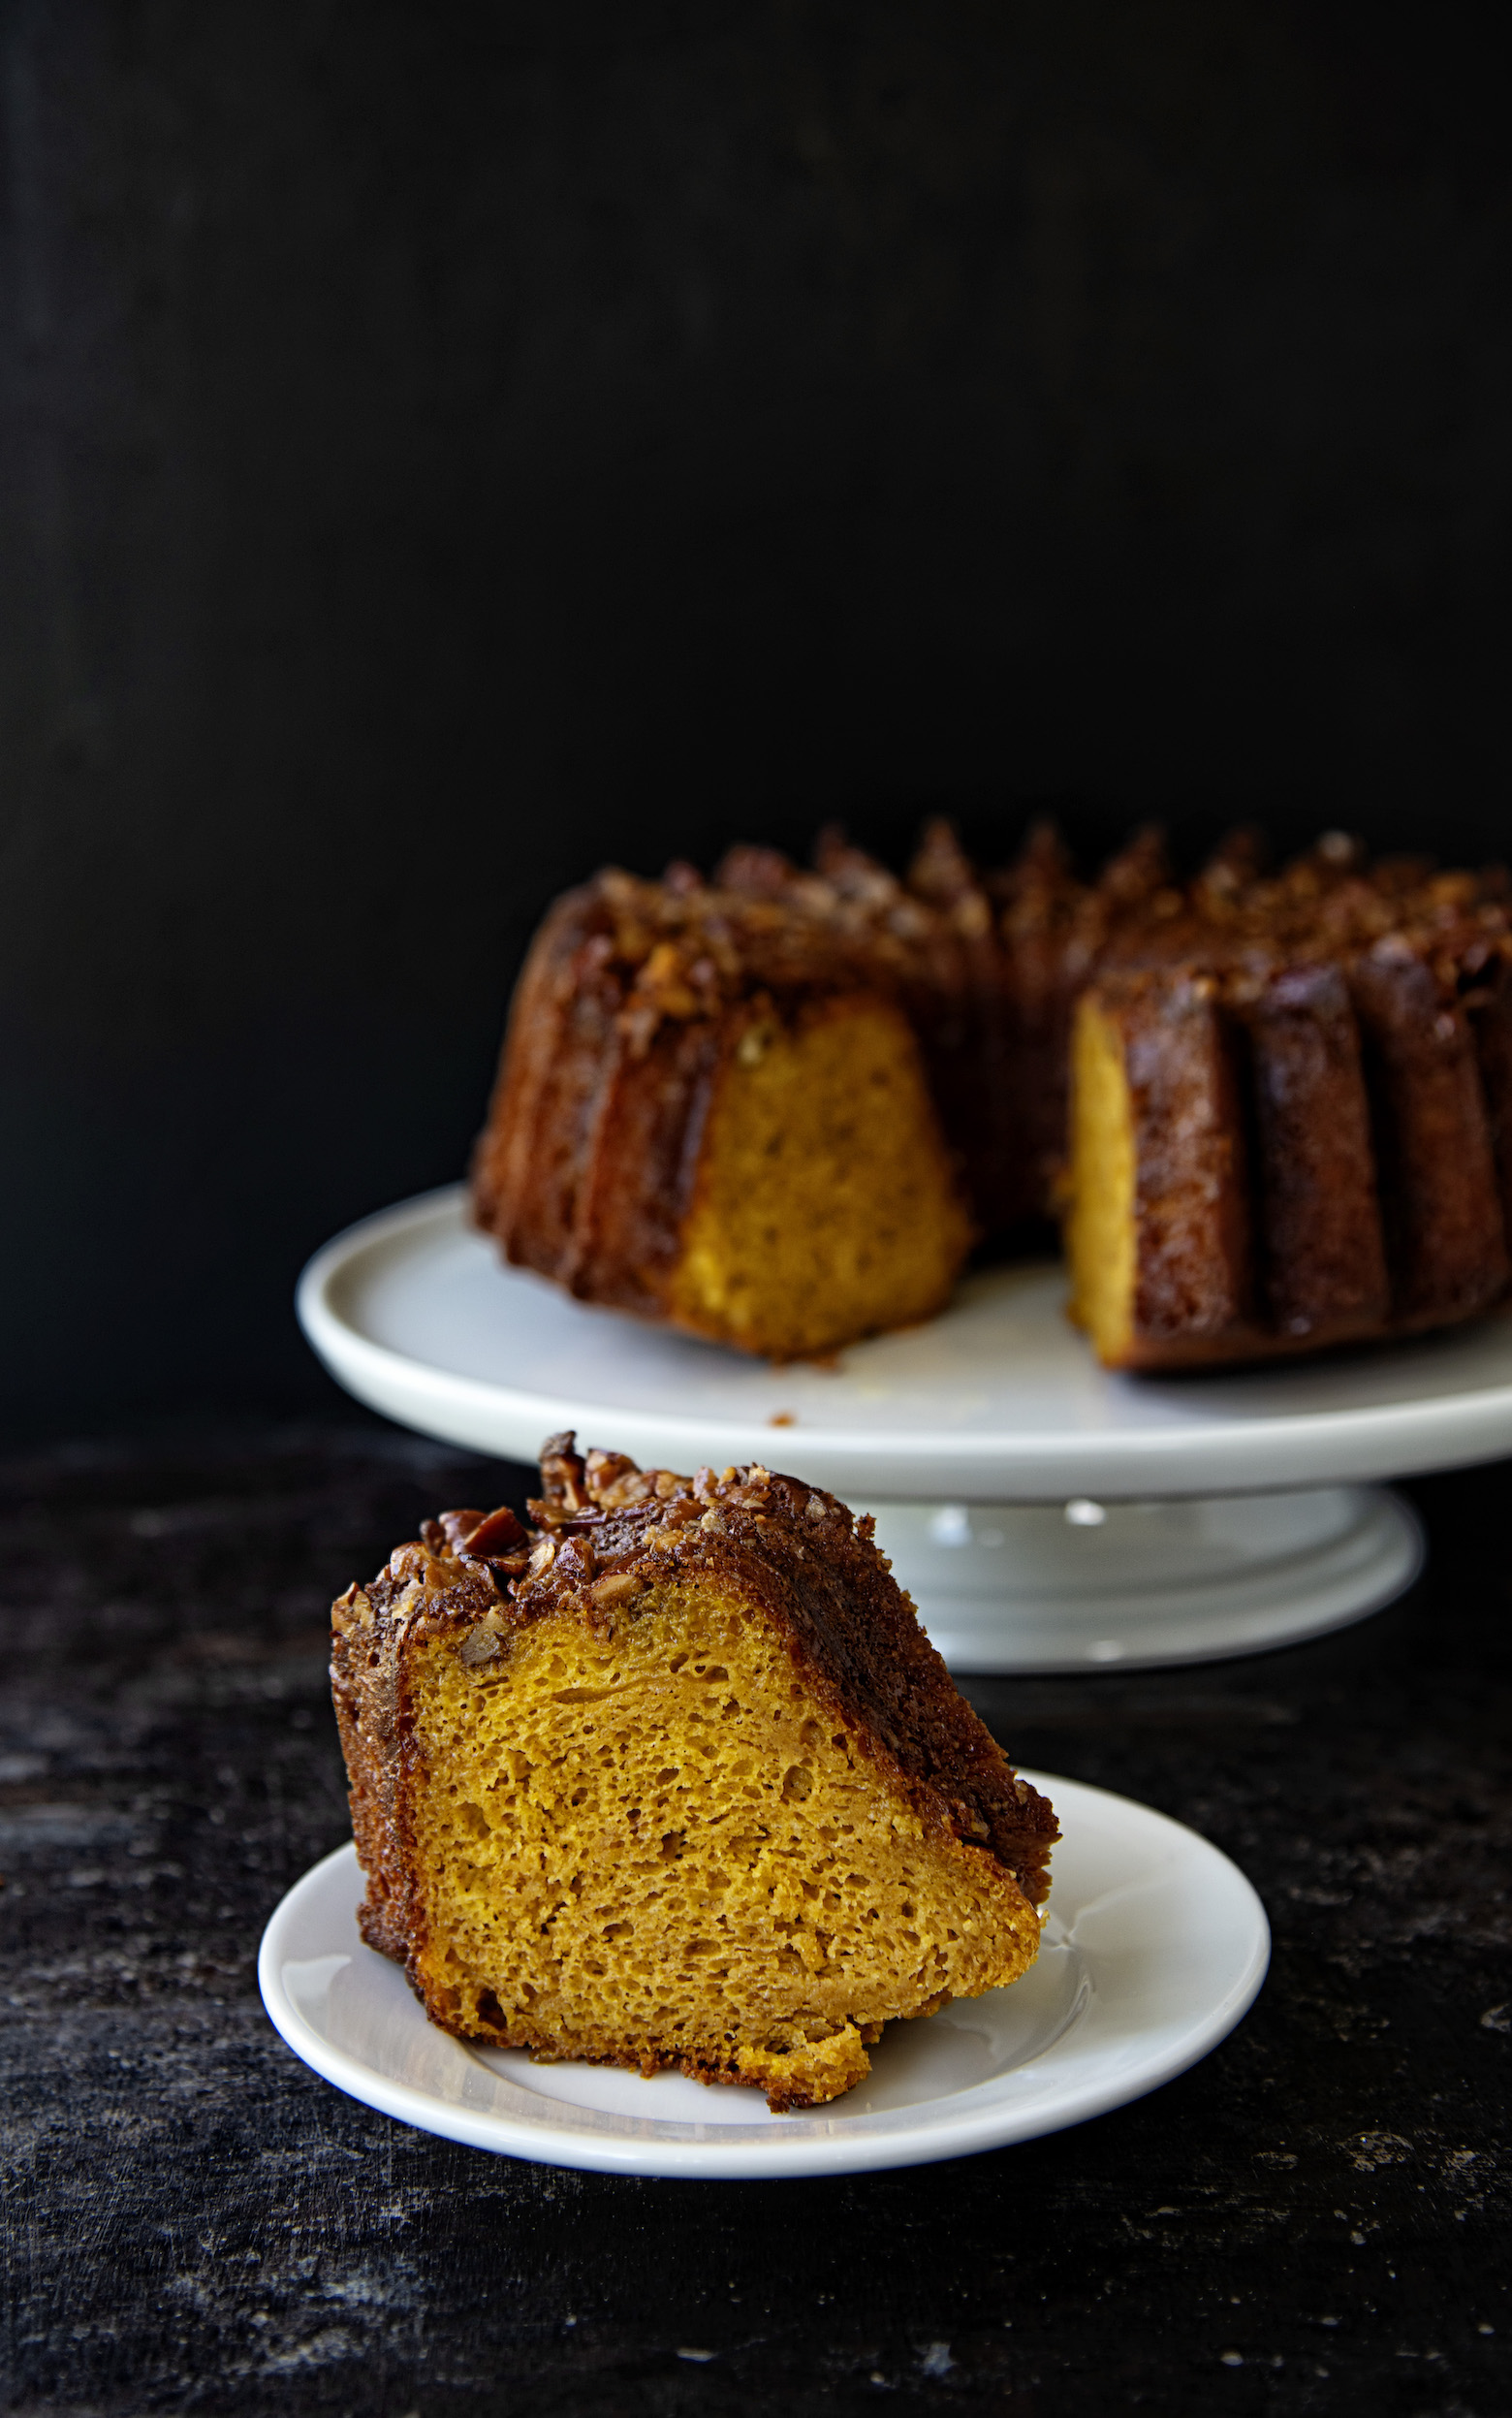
[297,1189,1512,1674]
[855,1488,1421,1671]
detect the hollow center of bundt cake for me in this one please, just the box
[663,996,973,1361]
[403,1577,1039,2106]
[1066,996,1137,1363]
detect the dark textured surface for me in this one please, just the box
[4,0,1512,1436]
[1,1420,1508,2413]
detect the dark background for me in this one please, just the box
[3,19,1511,2409]
[2,0,1510,1440]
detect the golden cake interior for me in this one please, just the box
[405,1572,1041,2110]
[663,994,974,1360]
[1065,993,1138,1366]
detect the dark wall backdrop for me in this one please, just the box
[2,0,1509,1438]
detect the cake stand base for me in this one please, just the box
[862,1485,1424,1673]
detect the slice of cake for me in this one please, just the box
[331,1434,1056,2112]
[470,867,975,1362]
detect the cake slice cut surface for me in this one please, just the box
[664,992,973,1359]
[331,1436,1056,2113]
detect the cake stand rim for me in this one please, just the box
[297,1186,1512,1500]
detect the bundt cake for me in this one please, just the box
[331,1434,1056,2113]
[472,823,1512,1372]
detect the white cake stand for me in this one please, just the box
[297,1187,1512,1673]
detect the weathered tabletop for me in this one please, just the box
[2,1423,1507,2415]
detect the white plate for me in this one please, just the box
[258,1773,1270,2179]
[297,1188,1512,1501]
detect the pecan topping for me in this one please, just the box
[438,1509,487,1552]
[458,1505,528,1556]
[538,1430,590,1513]
[525,1498,572,1528]
[584,1448,657,1510]
[469,1549,529,1579]
[584,1448,637,1493]
[591,1573,643,1607]
[434,1509,483,1547]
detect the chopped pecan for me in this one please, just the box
[598,1471,654,1508]
[591,1573,642,1607]
[538,1430,589,1512]
[438,1509,487,1552]
[586,1450,658,1510]
[526,1499,574,1528]
[458,1505,527,1556]
[584,1448,639,1497]
[468,1548,529,1579]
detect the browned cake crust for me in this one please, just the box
[1236,964,1390,1346]
[331,1434,1057,2102]
[1349,942,1509,1330]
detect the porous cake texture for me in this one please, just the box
[331,1434,1056,2113]
[473,821,1512,1371]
